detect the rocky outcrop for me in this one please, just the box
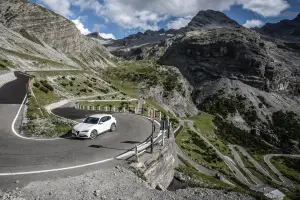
[256,13,300,42]
[159,28,300,95]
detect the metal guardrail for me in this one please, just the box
[116,121,183,160]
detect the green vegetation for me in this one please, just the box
[285,186,300,200]
[0,59,12,70]
[176,163,233,190]
[202,92,258,126]
[176,126,231,176]
[189,114,215,134]
[177,161,269,200]
[213,116,273,154]
[104,60,183,97]
[271,111,300,149]
[189,114,231,156]
[26,94,72,137]
[53,74,114,97]
[272,157,300,184]
[107,80,137,98]
[32,86,60,106]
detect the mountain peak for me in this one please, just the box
[186,10,241,31]
[86,32,105,40]
[294,13,300,21]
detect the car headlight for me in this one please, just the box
[81,130,89,133]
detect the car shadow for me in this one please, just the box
[59,130,84,140]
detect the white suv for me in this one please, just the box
[72,114,117,139]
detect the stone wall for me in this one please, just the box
[133,138,177,189]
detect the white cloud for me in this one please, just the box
[93,24,107,32]
[239,0,290,17]
[243,19,264,28]
[38,0,290,31]
[167,16,193,29]
[72,17,91,35]
[99,33,116,40]
[37,0,72,17]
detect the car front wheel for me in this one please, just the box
[90,130,98,140]
[110,123,116,132]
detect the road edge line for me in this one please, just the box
[11,94,61,141]
[0,158,114,176]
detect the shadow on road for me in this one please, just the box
[0,72,29,104]
[121,141,140,144]
[89,145,127,151]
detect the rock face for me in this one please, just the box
[186,10,241,31]
[86,32,106,40]
[160,28,300,94]
[256,14,300,42]
[0,0,112,69]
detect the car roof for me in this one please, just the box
[89,114,112,118]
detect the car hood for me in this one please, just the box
[73,123,96,131]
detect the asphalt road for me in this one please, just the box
[0,72,158,190]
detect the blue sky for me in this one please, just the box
[29,0,300,40]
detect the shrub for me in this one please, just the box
[0,63,6,68]
[80,88,87,92]
[71,77,76,81]
[61,83,67,87]
[39,86,49,93]
[62,76,66,79]
[69,81,73,87]
[33,82,40,88]
[40,80,53,91]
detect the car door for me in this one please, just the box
[97,117,107,133]
[105,116,112,131]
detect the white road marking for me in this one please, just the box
[0,158,114,176]
[11,94,61,141]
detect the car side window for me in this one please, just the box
[106,116,111,121]
[100,117,107,123]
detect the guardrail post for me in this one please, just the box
[135,145,139,163]
[167,116,170,138]
[151,121,154,154]
[162,130,165,147]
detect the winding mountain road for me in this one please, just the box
[0,72,158,189]
[185,120,300,191]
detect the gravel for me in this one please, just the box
[1,166,254,200]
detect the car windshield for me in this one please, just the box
[83,117,99,124]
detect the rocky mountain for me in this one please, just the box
[105,10,242,60]
[186,10,241,31]
[0,0,113,70]
[86,32,106,40]
[256,14,300,42]
[157,13,300,149]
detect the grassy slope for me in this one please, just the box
[176,125,231,177]
[189,114,231,157]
